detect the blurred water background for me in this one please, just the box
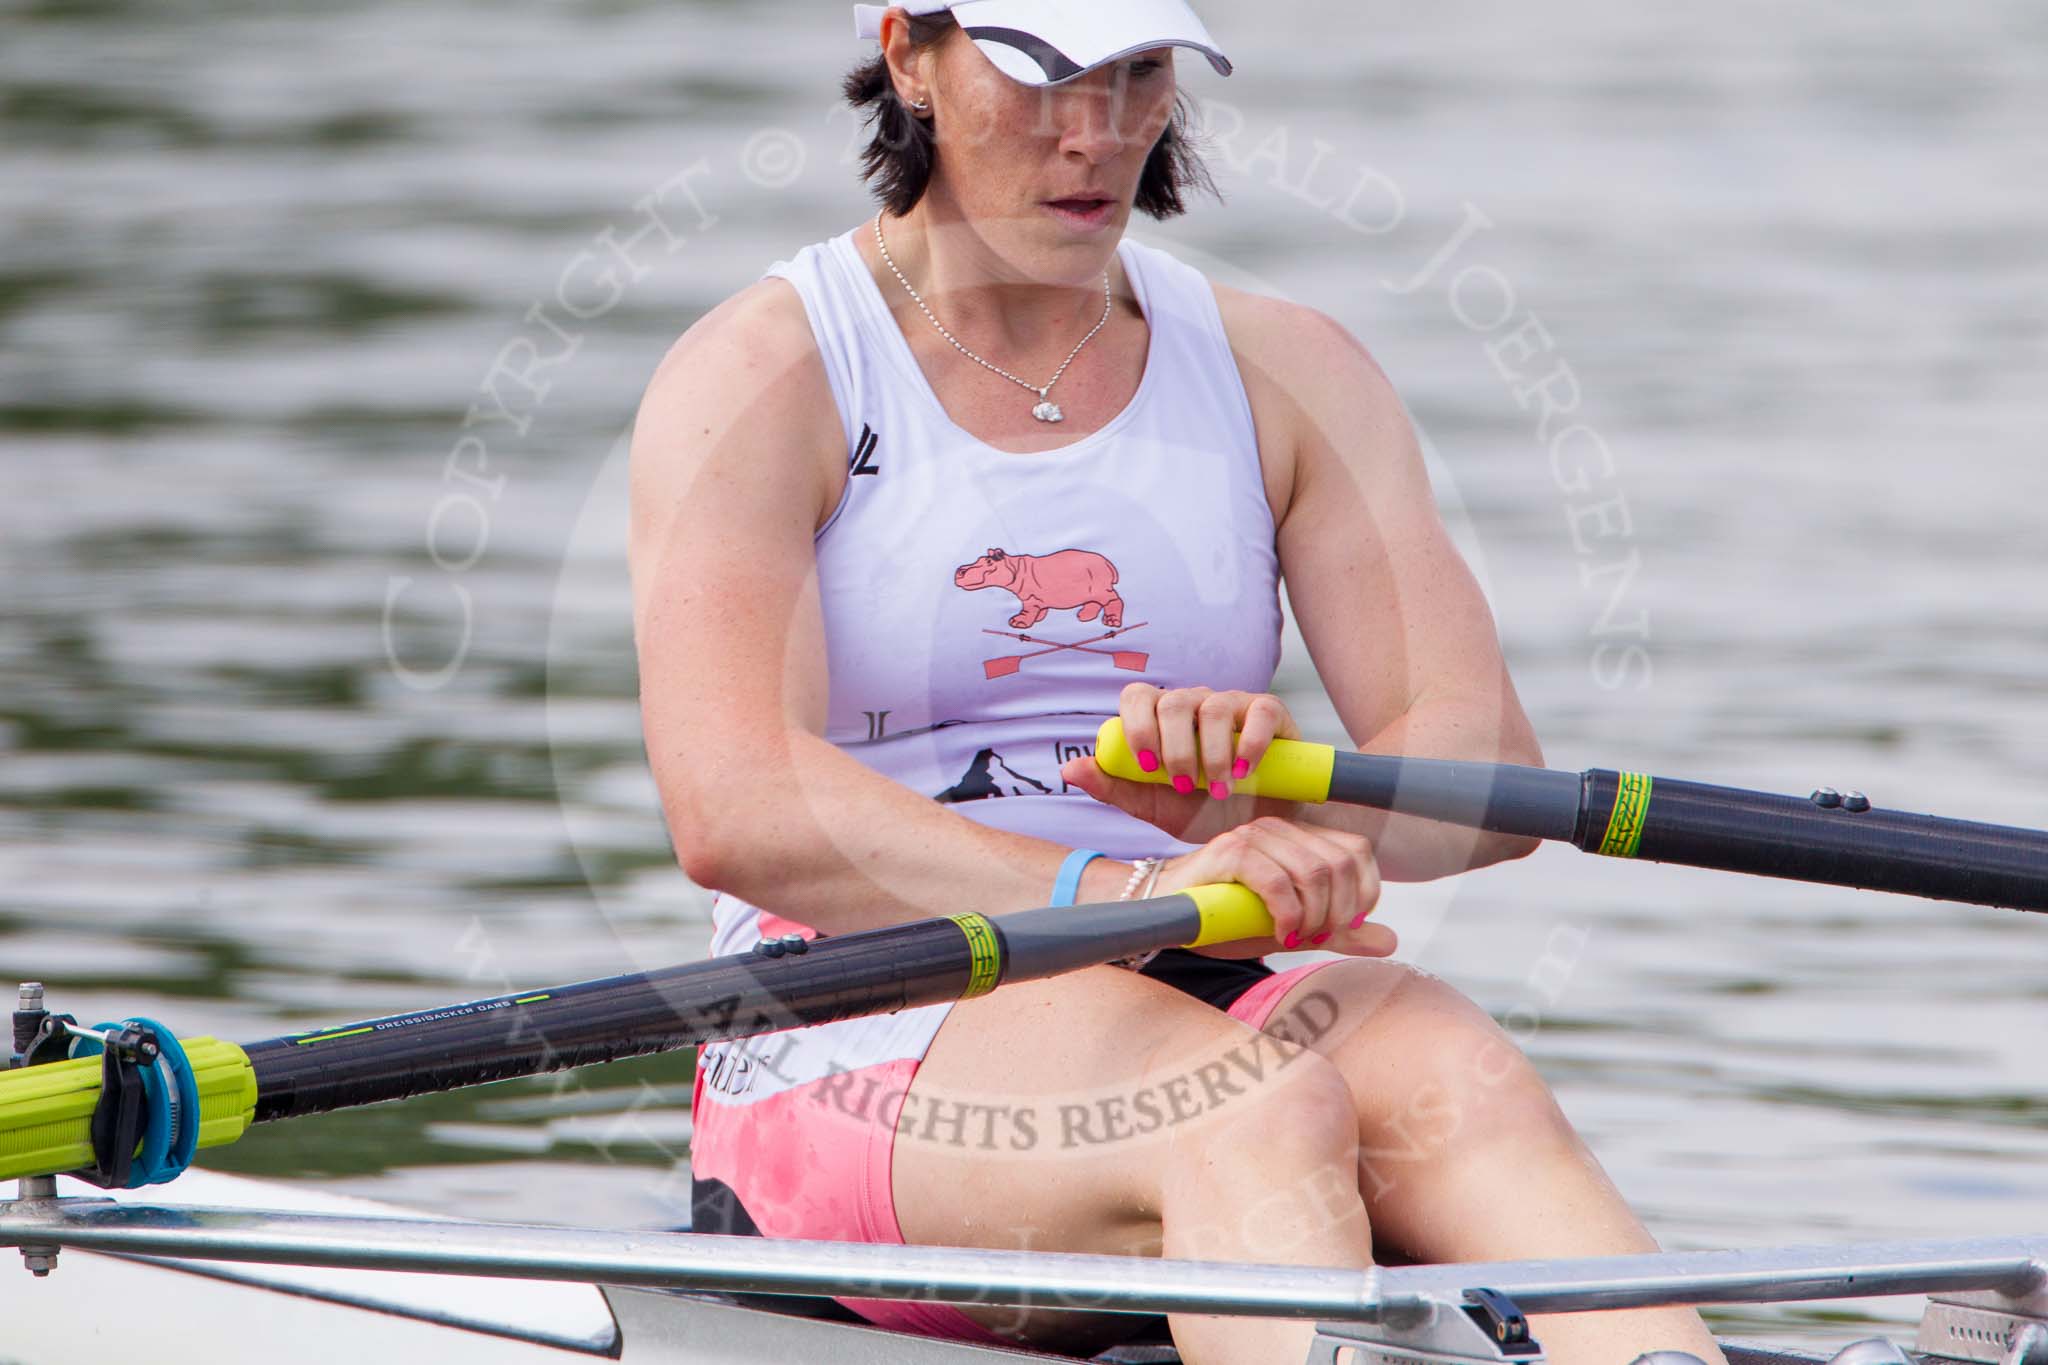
[3,0,2044,1348]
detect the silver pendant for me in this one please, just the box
[1032,401,1064,423]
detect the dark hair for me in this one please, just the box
[840,14,1220,219]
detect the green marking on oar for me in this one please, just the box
[291,1026,373,1045]
[949,913,1003,998]
[1598,772,1653,858]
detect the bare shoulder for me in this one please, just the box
[630,276,842,529]
[1208,282,1411,523]
[634,276,833,441]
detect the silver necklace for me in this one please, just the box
[873,211,1112,424]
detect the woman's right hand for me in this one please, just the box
[1153,817,1396,960]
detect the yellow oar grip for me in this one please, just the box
[1093,718,1337,803]
[1182,883,1276,947]
[0,1037,258,1183]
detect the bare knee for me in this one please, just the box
[1157,1045,1365,1261]
[1183,1042,1357,1153]
[1323,967,1576,1164]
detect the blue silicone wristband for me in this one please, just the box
[1050,849,1103,907]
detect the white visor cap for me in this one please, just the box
[852,0,1232,89]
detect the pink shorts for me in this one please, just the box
[689,949,1342,1345]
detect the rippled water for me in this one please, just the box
[3,0,2044,1349]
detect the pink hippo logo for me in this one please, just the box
[954,548,1125,630]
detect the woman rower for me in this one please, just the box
[629,4,1724,1363]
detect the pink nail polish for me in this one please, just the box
[1311,932,1332,946]
[1208,780,1228,801]
[1348,912,1368,930]
[1171,774,1194,795]
[1232,757,1250,781]
[1283,930,1300,949]
[1137,749,1159,773]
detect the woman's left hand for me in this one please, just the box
[1058,684,1302,840]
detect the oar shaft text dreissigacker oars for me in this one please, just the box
[1092,719,2048,913]
[0,884,1276,1188]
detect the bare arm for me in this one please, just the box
[1222,287,1544,881]
[629,282,1134,932]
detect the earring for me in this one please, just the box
[910,97,930,112]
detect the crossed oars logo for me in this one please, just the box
[980,622,1150,680]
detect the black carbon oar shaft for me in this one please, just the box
[241,887,1268,1123]
[1573,770,2048,912]
[1094,720,2048,913]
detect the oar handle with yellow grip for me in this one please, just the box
[1175,882,1276,947]
[0,885,1279,1186]
[1093,718,1338,802]
[1093,716,1579,831]
[1093,718,2048,914]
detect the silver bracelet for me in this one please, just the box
[1111,858,1166,971]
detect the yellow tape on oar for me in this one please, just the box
[947,913,1003,998]
[1597,772,1653,858]
[0,1037,257,1183]
[1093,719,1336,803]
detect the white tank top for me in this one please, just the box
[708,225,1282,954]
